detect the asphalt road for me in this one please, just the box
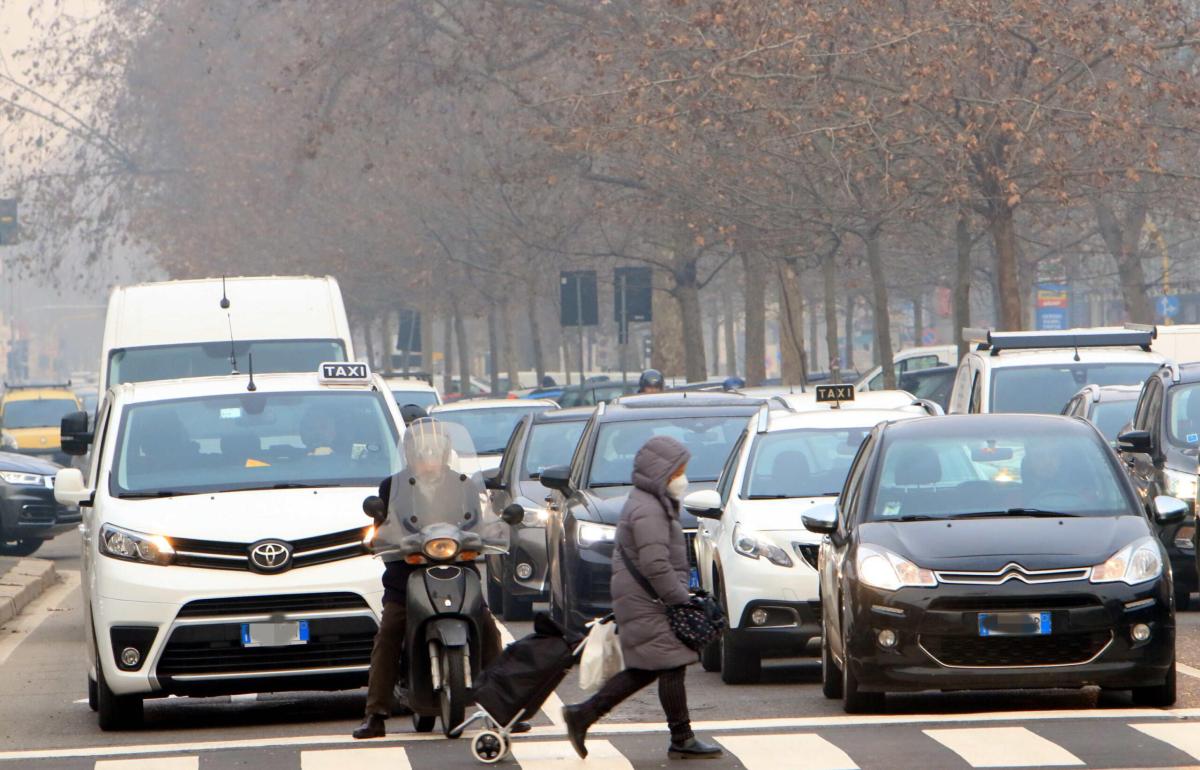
[5,529,1200,768]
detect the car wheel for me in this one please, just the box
[1177,589,1191,612]
[841,653,884,714]
[821,629,843,699]
[720,632,761,684]
[1,539,44,557]
[87,674,98,712]
[502,590,534,622]
[96,658,143,730]
[1132,663,1177,707]
[700,636,721,672]
[412,713,437,732]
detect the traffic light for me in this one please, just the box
[560,271,599,327]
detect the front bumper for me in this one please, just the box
[0,485,79,540]
[728,600,822,655]
[505,525,549,599]
[845,578,1174,693]
[1160,516,1197,593]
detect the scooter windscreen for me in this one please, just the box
[375,416,509,559]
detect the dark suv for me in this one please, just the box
[539,393,763,631]
[1117,363,1200,608]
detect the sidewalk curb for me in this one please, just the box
[0,558,58,627]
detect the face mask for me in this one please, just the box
[666,473,689,500]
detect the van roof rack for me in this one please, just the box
[962,327,1154,355]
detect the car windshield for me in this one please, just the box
[741,428,869,499]
[434,406,552,455]
[523,420,587,479]
[108,339,347,387]
[867,424,1131,521]
[2,398,78,429]
[1167,383,1200,448]
[1091,399,1138,443]
[391,389,439,409]
[990,363,1158,414]
[110,390,399,497]
[589,415,748,486]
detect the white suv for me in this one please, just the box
[55,364,401,729]
[948,327,1165,415]
[686,395,929,683]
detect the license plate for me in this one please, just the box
[241,621,310,647]
[978,611,1051,637]
[688,567,700,590]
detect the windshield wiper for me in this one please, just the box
[748,494,792,499]
[117,490,194,499]
[895,514,940,521]
[949,509,1081,519]
[588,482,631,488]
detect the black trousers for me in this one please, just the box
[579,666,693,742]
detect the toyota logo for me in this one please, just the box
[248,540,292,572]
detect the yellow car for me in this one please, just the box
[0,385,83,462]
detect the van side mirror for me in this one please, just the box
[682,489,722,520]
[1153,495,1189,526]
[1117,429,1153,454]
[54,468,93,506]
[539,465,572,493]
[60,411,93,457]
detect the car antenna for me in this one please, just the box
[1072,335,1081,362]
[221,276,238,374]
[246,353,257,392]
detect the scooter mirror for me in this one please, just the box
[363,495,386,520]
[501,503,525,526]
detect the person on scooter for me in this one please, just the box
[353,418,528,739]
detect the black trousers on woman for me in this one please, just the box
[579,665,693,742]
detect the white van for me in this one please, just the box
[99,276,354,389]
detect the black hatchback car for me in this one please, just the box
[0,451,79,555]
[806,414,1180,713]
[540,393,763,631]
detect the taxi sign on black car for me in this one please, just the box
[319,362,370,383]
[815,384,854,404]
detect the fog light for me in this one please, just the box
[515,563,533,580]
[1132,623,1152,642]
[751,608,769,626]
[120,647,141,668]
[877,629,898,648]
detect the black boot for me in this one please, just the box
[352,714,386,739]
[562,704,592,759]
[668,736,723,760]
[511,721,532,734]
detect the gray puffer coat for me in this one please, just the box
[611,435,696,671]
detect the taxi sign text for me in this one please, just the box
[319,362,370,382]
[815,384,855,403]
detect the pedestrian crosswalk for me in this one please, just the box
[20,719,1200,769]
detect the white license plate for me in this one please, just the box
[240,621,310,647]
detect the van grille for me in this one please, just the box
[176,592,370,618]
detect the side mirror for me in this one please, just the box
[60,411,93,457]
[802,502,838,535]
[54,468,93,506]
[482,468,506,491]
[1153,495,1189,526]
[539,465,572,493]
[501,503,525,526]
[682,489,723,520]
[362,495,386,521]
[1117,429,1153,454]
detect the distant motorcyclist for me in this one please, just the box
[638,368,665,394]
[398,403,427,426]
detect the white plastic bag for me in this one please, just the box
[579,619,624,692]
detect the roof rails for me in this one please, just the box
[963,327,1154,356]
[3,380,72,390]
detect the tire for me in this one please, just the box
[1177,589,1191,612]
[1132,663,1177,707]
[720,632,761,684]
[1,539,43,557]
[87,675,98,712]
[700,637,721,672]
[412,713,436,733]
[96,660,143,731]
[439,646,468,738]
[821,630,843,699]
[842,655,885,714]
[502,589,534,622]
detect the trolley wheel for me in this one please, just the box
[471,730,509,764]
[412,712,437,733]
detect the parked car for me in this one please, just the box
[856,345,958,392]
[0,451,79,556]
[539,393,763,631]
[556,380,637,407]
[483,407,592,620]
[898,365,956,412]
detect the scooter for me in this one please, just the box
[365,496,524,737]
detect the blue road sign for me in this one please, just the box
[1157,295,1181,320]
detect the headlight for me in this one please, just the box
[1091,536,1163,585]
[423,537,460,560]
[856,545,936,591]
[0,471,46,485]
[522,506,550,526]
[1164,469,1197,502]
[98,524,174,566]
[576,522,616,547]
[732,523,793,568]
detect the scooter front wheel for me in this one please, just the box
[440,646,468,738]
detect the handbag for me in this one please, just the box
[617,543,725,651]
[579,616,623,691]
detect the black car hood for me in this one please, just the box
[861,515,1152,571]
[0,451,59,474]
[578,483,708,529]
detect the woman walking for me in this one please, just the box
[562,435,722,760]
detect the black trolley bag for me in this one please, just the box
[458,612,586,764]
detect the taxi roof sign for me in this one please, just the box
[815,383,854,406]
[319,362,371,383]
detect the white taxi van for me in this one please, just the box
[55,363,399,729]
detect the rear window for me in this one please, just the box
[523,420,587,479]
[1091,400,1137,443]
[588,415,748,486]
[391,389,439,409]
[990,363,1158,414]
[740,428,868,499]
[109,339,346,387]
[2,398,79,429]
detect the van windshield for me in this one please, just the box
[110,390,399,497]
[108,339,347,387]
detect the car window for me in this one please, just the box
[990,363,1160,415]
[1,398,80,429]
[866,371,884,391]
[497,418,526,483]
[434,406,552,455]
[391,389,439,409]
[902,355,941,374]
[716,430,748,504]
[90,401,113,486]
[1166,383,1200,448]
[740,428,870,499]
[1134,379,1157,430]
[867,425,1132,520]
[968,371,982,413]
[588,416,750,486]
[840,433,876,530]
[1091,400,1138,443]
[522,420,586,479]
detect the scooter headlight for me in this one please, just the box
[424,537,460,561]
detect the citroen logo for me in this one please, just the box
[248,540,292,572]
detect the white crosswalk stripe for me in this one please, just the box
[717,733,857,770]
[509,739,633,769]
[94,759,198,770]
[300,747,411,770]
[1130,722,1200,761]
[924,727,1084,768]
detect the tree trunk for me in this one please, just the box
[990,206,1024,330]
[1094,198,1153,324]
[843,292,855,374]
[454,311,471,395]
[912,295,924,347]
[777,261,808,386]
[442,312,454,394]
[674,264,708,383]
[722,287,737,377]
[742,252,767,386]
[502,300,522,390]
[381,310,395,375]
[651,267,685,379]
[487,306,501,395]
[709,301,721,376]
[865,228,896,388]
[526,279,546,384]
[822,253,840,381]
[363,319,377,371]
[420,305,435,375]
[955,213,973,359]
[808,290,819,372]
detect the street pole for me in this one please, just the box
[575,276,585,384]
[619,272,628,385]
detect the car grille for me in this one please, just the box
[935,563,1090,586]
[684,530,698,570]
[171,528,371,571]
[920,630,1113,668]
[928,595,1103,612]
[18,503,56,525]
[793,543,819,570]
[176,592,371,618]
[156,615,377,677]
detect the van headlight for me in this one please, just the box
[99,524,175,566]
[0,471,46,486]
[577,522,616,547]
[1090,536,1163,585]
[732,523,793,568]
[1164,469,1197,502]
[856,545,937,591]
